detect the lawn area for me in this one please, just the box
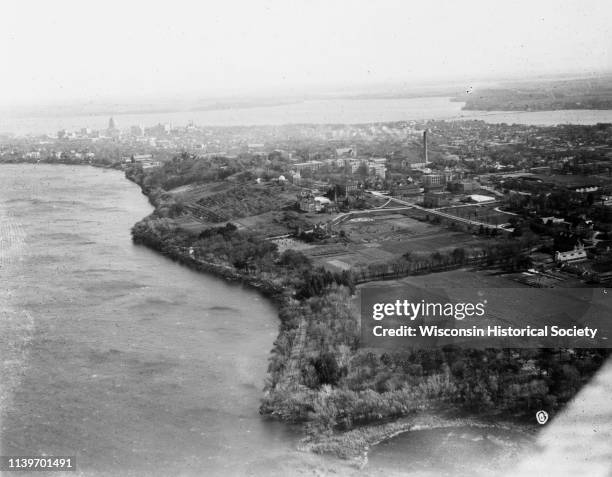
[379,230,491,255]
[173,215,211,234]
[371,268,524,288]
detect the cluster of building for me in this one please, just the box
[121,153,161,169]
[297,191,336,213]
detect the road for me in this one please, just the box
[368,191,513,232]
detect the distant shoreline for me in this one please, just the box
[0,99,301,121]
[3,98,612,137]
[462,105,612,112]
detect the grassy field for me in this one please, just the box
[168,181,230,200]
[438,203,514,226]
[379,230,492,254]
[234,211,292,236]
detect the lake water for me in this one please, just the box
[0,164,322,476]
[367,425,533,477]
[2,98,612,135]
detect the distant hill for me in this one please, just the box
[455,75,612,111]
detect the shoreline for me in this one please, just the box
[299,411,537,468]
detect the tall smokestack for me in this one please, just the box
[423,130,429,164]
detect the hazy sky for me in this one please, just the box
[1,0,611,107]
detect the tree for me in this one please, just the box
[311,352,343,386]
[279,249,312,271]
[451,247,466,264]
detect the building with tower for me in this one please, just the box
[107,117,119,137]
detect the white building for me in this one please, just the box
[293,161,323,171]
[541,216,566,224]
[468,194,496,203]
[555,243,587,263]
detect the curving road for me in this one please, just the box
[368,191,513,232]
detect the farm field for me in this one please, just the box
[338,213,441,243]
[305,213,500,272]
[338,212,496,253]
[307,246,395,272]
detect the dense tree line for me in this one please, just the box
[126,153,240,192]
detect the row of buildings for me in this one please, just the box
[292,156,388,179]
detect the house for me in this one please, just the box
[298,191,333,213]
[298,192,316,212]
[555,243,587,264]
